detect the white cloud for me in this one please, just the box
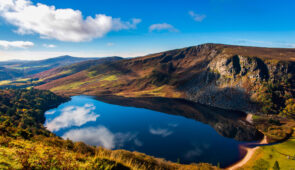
[149,23,178,32]
[45,103,99,131]
[112,18,141,31]
[0,0,141,42]
[189,11,206,22]
[0,40,34,48]
[149,127,173,137]
[62,126,142,149]
[43,44,56,48]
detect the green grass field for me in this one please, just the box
[242,136,295,169]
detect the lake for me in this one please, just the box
[45,95,262,167]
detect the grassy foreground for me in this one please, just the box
[0,136,217,170]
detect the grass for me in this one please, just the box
[0,136,218,170]
[45,70,73,80]
[241,136,295,170]
[117,85,182,98]
[50,74,119,92]
[51,81,87,91]
[100,75,118,81]
[87,71,97,78]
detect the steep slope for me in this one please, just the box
[36,43,295,112]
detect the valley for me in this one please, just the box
[0,43,295,169]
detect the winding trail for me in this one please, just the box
[226,136,267,170]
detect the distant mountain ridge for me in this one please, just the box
[35,43,295,112]
[0,55,100,81]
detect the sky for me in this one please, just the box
[0,0,294,61]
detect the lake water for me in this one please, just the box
[45,95,259,167]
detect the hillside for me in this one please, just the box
[0,55,99,81]
[36,43,295,113]
[0,57,122,88]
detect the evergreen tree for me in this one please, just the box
[273,161,280,170]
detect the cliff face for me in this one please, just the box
[36,44,295,112]
[185,52,295,112]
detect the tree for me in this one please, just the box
[281,98,295,119]
[273,161,280,170]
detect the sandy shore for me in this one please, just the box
[226,136,267,170]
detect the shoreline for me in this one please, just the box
[226,136,267,170]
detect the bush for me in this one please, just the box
[252,159,269,170]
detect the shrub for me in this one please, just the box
[252,159,269,170]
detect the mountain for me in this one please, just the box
[0,55,99,81]
[31,56,123,83]
[0,67,24,81]
[0,56,123,88]
[34,43,295,112]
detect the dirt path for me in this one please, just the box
[226,136,267,170]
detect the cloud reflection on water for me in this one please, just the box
[62,126,142,149]
[149,127,173,137]
[45,103,99,131]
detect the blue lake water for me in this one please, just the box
[45,95,253,167]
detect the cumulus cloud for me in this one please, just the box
[43,44,56,48]
[45,103,99,131]
[189,11,206,22]
[0,0,141,42]
[149,23,178,32]
[149,127,173,137]
[0,40,34,48]
[62,126,142,149]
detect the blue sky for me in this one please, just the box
[0,0,294,60]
